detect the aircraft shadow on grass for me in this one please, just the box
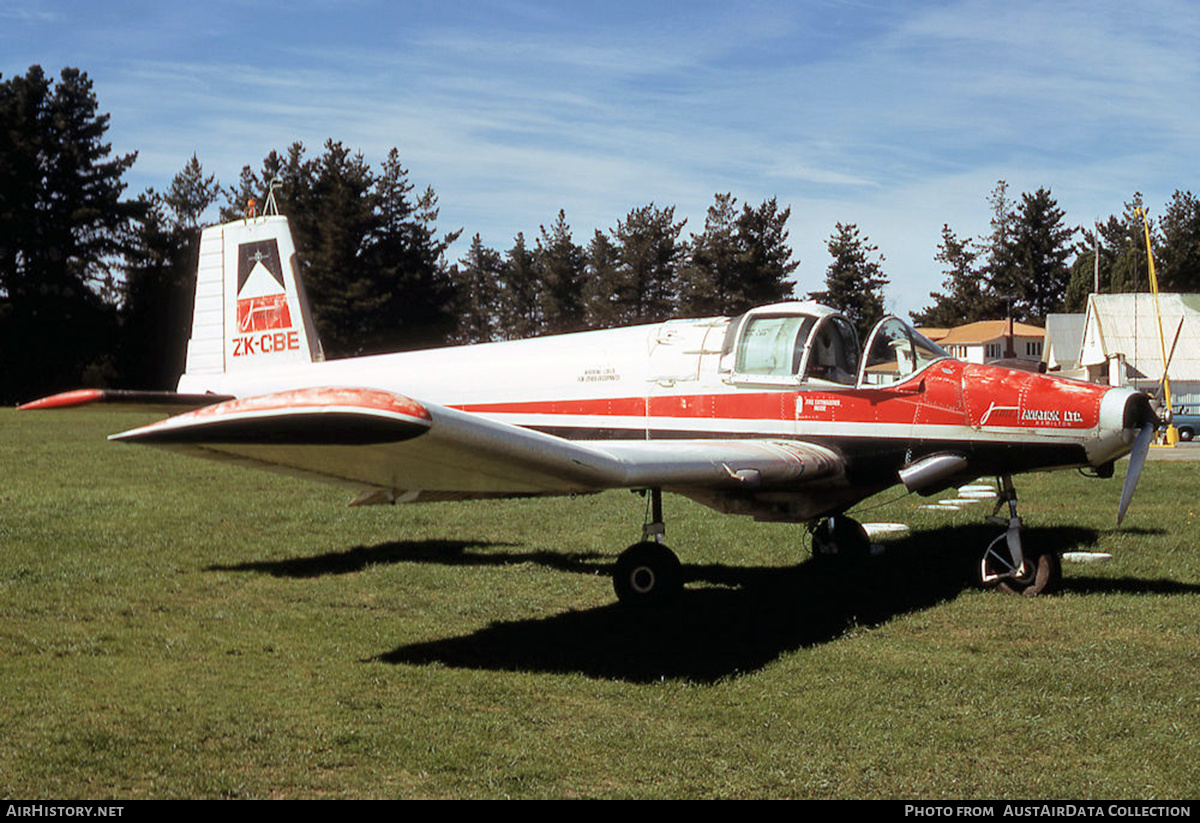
[208,540,542,578]
[371,522,1185,683]
[208,523,1199,682]
[367,526,998,683]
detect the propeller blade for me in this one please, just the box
[1117,423,1155,525]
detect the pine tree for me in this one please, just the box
[979,180,1018,300]
[366,150,461,351]
[809,223,888,341]
[1159,190,1200,292]
[1003,188,1074,322]
[535,211,586,334]
[582,229,620,328]
[0,66,139,402]
[497,233,542,339]
[1063,197,1149,311]
[678,194,797,317]
[733,197,798,310]
[610,203,686,325]
[119,156,219,388]
[911,225,999,326]
[451,234,503,343]
[164,153,218,229]
[678,193,740,317]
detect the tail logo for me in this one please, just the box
[236,240,292,332]
[232,239,300,357]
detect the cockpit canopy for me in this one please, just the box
[858,316,950,386]
[721,303,949,388]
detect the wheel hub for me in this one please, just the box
[629,566,656,594]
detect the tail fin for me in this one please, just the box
[177,215,324,393]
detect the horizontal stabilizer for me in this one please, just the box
[19,389,233,413]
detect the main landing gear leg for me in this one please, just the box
[613,488,683,605]
[979,475,1061,596]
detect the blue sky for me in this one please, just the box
[3,0,1197,316]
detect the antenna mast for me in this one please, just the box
[263,176,283,216]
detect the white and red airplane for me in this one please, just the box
[23,214,1158,603]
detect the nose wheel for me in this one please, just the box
[978,475,1062,596]
[982,547,1062,596]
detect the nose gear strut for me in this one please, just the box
[979,475,1061,596]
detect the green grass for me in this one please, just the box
[1,408,1198,799]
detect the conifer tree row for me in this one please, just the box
[450,194,799,342]
[912,183,1200,327]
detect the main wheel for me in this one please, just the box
[810,515,871,564]
[613,541,683,605]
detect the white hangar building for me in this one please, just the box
[1074,293,1200,406]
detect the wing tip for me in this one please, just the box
[112,387,434,446]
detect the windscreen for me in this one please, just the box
[860,318,949,385]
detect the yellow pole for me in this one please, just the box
[1137,207,1177,445]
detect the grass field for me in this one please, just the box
[2,408,1198,799]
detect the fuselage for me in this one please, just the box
[178,302,1144,515]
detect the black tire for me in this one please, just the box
[996,551,1062,596]
[613,541,683,605]
[1179,427,1194,442]
[810,515,871,564]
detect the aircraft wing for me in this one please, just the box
[109,387,846,501]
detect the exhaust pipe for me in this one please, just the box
[898,453,970,495]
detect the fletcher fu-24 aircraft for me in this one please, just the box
[23,213,1158,603]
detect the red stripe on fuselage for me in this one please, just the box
[455,361,1107,432]
[457,368,965,427]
